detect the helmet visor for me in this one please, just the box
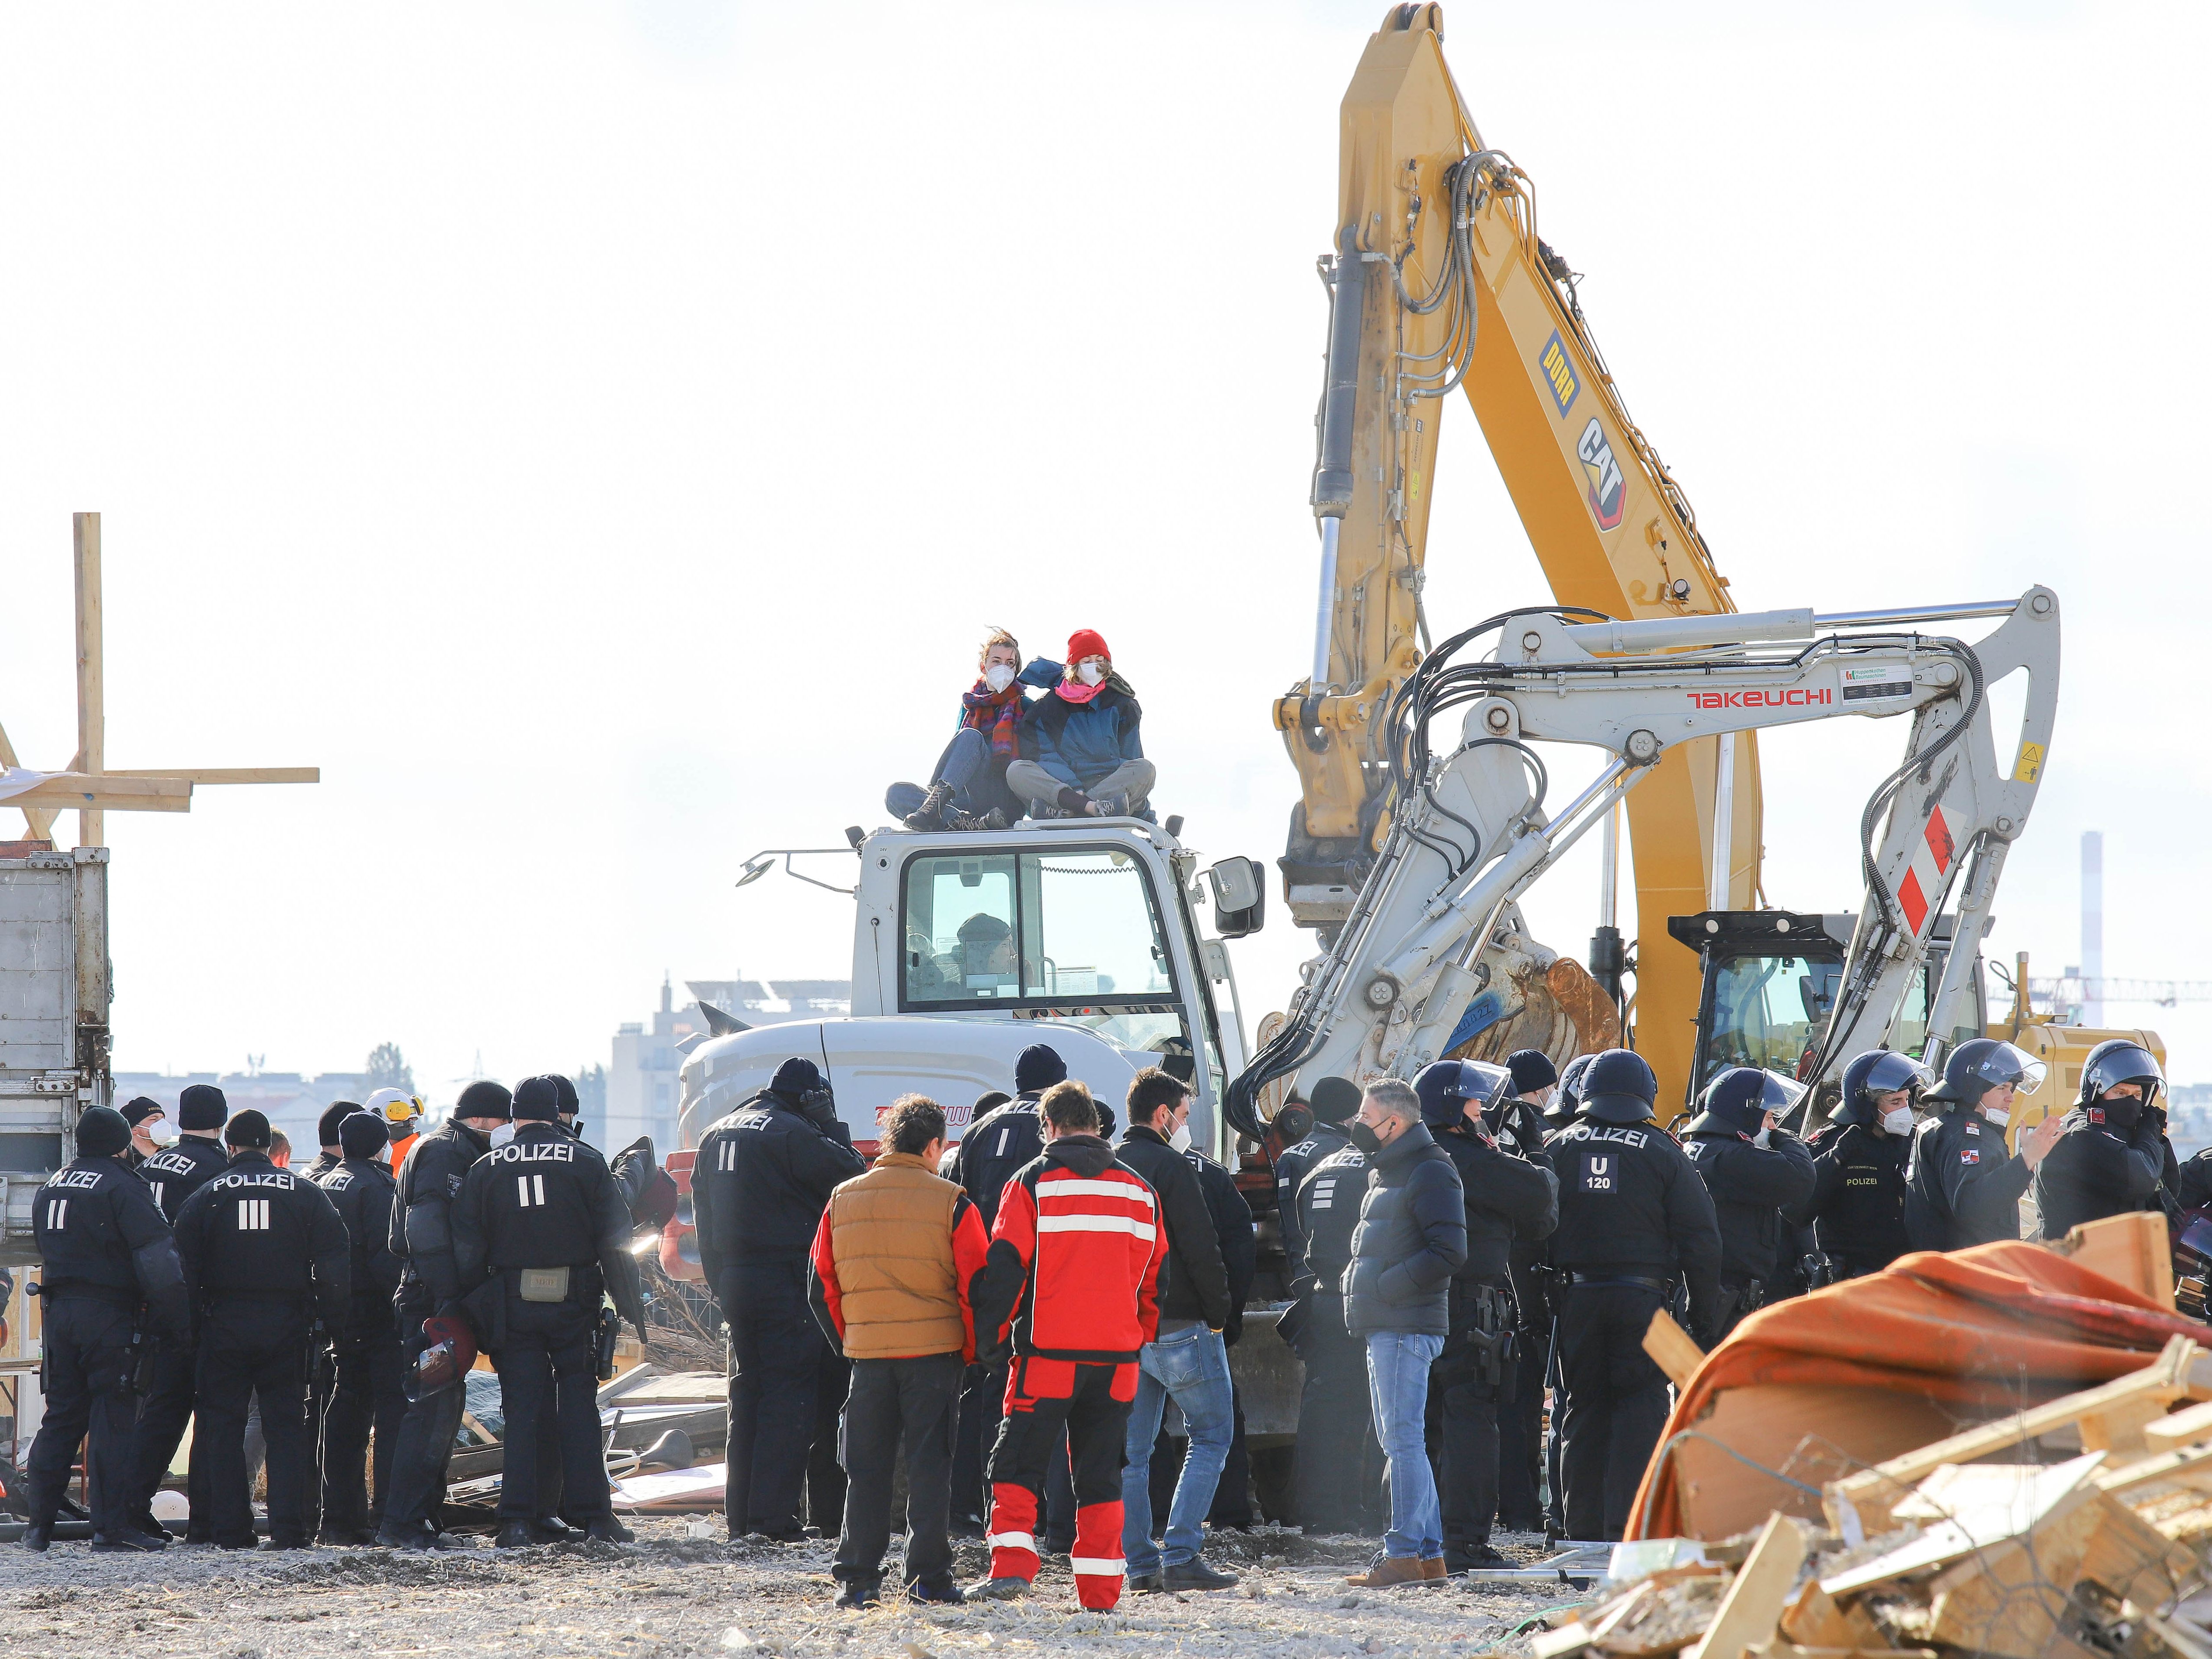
[1859,1051,1936,1102]
[1758,1070,1809,1117]
[1970,1041,2048,1094]
[1457,1061,1512,1110]
[2082,1042,2162,1103]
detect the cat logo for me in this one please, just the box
[1577,418,1626,530]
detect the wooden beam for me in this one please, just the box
[106,766,319,785]
[74,512,103,848]
[7,774,191,812]
[1687,1513,1806,1659]
[1644,1308,1705,1388]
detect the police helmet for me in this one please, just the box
[1834,1050,1935,1128]
[2078,1039,2163,1109]
[1580,1048,1657,1126]
[1685,1067,1801,1138]
[1926,1038,2046,1109]
[1414,1059,1513,1128]
[1547,1054,1596,1126]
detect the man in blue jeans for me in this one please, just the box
[1341,1078,1467,1586]
[1112,1068,1239,1593]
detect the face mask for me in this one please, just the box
[1169,1122,1192,1153]
[1753,1125,1772,1149]
[1348,1121,1384,1158]
[1981,1103,2013,1126]
[490,1124,516,1148]
[149,1121,181,1148]
[1076,660,1106,687]
[2097,1096,2142,1133]
[1881,1106,1915,1136]
[984,663,1016,693]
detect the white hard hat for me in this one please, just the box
[366,1087,421,1124]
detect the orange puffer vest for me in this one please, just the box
[824,1153,967,1359]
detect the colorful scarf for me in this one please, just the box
[961,679,1026,759]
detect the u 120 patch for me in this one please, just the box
[1582,1152,1615,1192]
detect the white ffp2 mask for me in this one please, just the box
[1169,1123,1193,1153]
[984,663,1016,693]
[1076,661,1106,687]
[1882,1106,1916,1136]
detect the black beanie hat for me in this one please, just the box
[513,1076,562,1122]
[1506,1049,1559,1095]
[120,1095,165,1128]
[339,1112,392,1160]
[178,1083,229,1131]
[1309,1075,1362,1125]
[319,1100,364,1146]
[551,1075,580,1118]
[225,1108,273,1150]
[76,1105,131,1158]
[1014,1044,1066,1094]
[457,1080,513,1122]
[770,1057,826,1101]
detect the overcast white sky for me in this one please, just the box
[2,0,2205,1102]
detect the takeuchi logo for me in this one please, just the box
[1686,687,1833,710]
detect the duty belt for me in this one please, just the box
[1566,1272,1672,1294]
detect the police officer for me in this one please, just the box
[1544,1049,1720,1542]
[21,1105,190,1552]
[694,1055,866,1541]
[304,1101,363,1181]
[1543,1054,1595,1132]
[1906,1039,2062,1251]
[2033,1040,2176,1238]
[376,1078,512,1550]
[316,1110,407,1544]
[1681,1068,1817,1343]
[1288,1112,1385,1535]
[1493,1051,1557,1158]
[1486,1052,1557,1533]
[1274,1076,1361,1284]
[1415,1060,1558,1571]
[945,1043,1066,1535]
[172,1109,350,1549]
[452,1075,647,1547]
[1791,1052,1929,1281]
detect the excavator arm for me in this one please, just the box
[1231,589,2059,1134]
[1278,3,1759,1108]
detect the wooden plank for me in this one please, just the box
[8,775,191,813]
[1777,1582,1883,1651]
[2142,1397,2212,1453]
[2100,1441,2212,1496]
[2049,1211,2175,1308]
[73,511,102,849]
[106,766,319,784]
[1827,1335,2195,1532]
[1685,1513,1805,1659]
[1644,1308,1704,1389]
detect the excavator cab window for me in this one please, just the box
[1696,954,1843,1090]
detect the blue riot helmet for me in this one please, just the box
[2076,1039,2163,1133]
[1834,1050,1935,1129]
[1546,1054,1597,1127]
[1925,1038,2047,1111]
[1415,1059,1513,1128]
[1687,1067,1803,1138]
[1579,1048,1658,1126]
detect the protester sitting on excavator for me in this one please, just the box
[889,628,1063,833]
[1006,629,1155,820]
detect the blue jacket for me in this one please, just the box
[1023,681,1145,789]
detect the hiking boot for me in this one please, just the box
[834,1579,882,1610]
[963,1575,1031,1602]
[494,1521,537,1548]
[1164,1558,1239,1591]
[1344,1554,1425,1587]
[1420,1556,1446,1580]
[264,1534,313,1551]
[904,783,955,832]
[585,1516,635,1543]
[903,1580,966,1606]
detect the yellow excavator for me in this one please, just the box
[1275,2,1758,1110]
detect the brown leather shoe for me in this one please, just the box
[1344,1555,1426,1588]
[1420,1557,1446,1580]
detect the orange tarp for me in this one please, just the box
[1629,1241,2204,1540]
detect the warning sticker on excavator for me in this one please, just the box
[2015,739,2046,783]
[1577,418,1625,530]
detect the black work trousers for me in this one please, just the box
[382,1293,468,1536]
[491,1299,606,1524]
[196,1298,316,1546]
[1425,1355,1501,1558]
[1290,1297,1383,1534]
[833,1351,962,1593]
[24,1297,140,1537]
[1494,1328,1547,1532]
[722,1258,827,1537]
[809,1342,851,1534]
[952,1360,1007,1530]
[1556,1282,1670,1542]
[127,1336,206,1533]
[322,1325,409,1535]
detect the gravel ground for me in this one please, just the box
[0,1522,1582,1658]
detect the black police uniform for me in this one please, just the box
[26,1148,189,1545]
[2178,1150,2212,1214]
[2033,1102,2176,1238]
[172,1150,349,1547]
[1273,1119,1353,1284]
[318,1151,407,1539]
[1545,1083,1721,1542]
[1430,1116,1558,1566]
[379,1112,494,1541]
[1287,1141,1385,1534]
[1482,1093,1557,1533]
[452,1119,646,1535]
[1905,1106,2034,1250]
[1791,1121,1910,1279]
[692,1083,865,1539]
[1682,1129,1816,1341]
[125,1132,233,1533]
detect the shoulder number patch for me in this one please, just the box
[1582,1152,1616,1193]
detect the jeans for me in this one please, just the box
[1121,1324,1234,1574]
[887,728,1010,820]
[1365,1329,1444,1561]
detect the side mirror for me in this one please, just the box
[1206,856,1267,939]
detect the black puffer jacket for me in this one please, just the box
[1344,1122,1467,1338]
[1115,1125,1232,1330]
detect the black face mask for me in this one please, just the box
[2094,1095,2143,1133]
[1348,1121,1385,1158]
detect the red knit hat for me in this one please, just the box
[1066,628,1110,664]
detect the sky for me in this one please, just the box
[0,0,2205,1103]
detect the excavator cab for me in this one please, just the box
[1669,910,1987,1114]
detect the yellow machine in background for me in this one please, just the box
[1995,952,2164,1141]
[1277,4,1760,1109]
